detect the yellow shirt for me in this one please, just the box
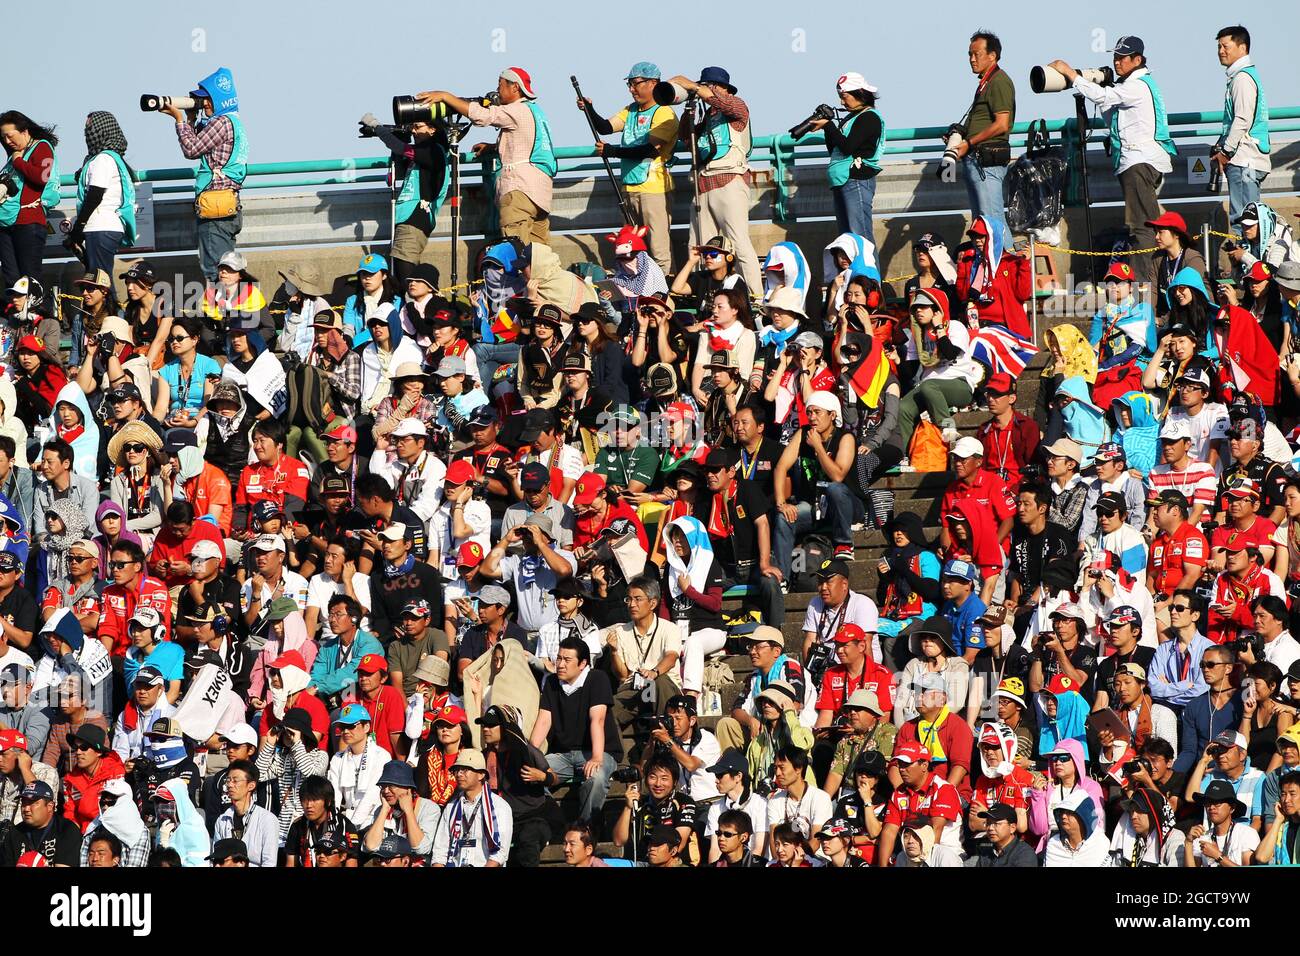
[614,105,679,195]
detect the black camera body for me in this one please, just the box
[612,766,642,785]
[789,104,837,141]
[1230,631,1264,659]
[0,173,17,203]
[95,331,118,354]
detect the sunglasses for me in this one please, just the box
[1047,754,1073,763]
[702,250,723,259]
[72,741,97,752]
[168,335,189,344]
[1169,603,1192,613]
[109,560,137,570]
[124,443,149,454]
[716,830,741,839]
[1200,661,1228,669]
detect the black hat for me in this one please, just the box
[1094,491,1127,516]
[106,382,143,404]
[646,363,678,398]
[475,704,518,729]
[646,825,680,848]
[703,446,736,470]
[560,350,592,373]
[279,708,317,749]
[978,803,1018,823]
[1288,660,1300,683]
[207,838,249,863]
[321,475,351,497]
[519,407,558,443]
[1155,489,1189,511]
[1193,779,1247,818]
[466,406,500,428]
[813,558,851,580]
[912,616,957,654]
[672,460,704,486]
[535,304,566,328]
[851,750,887,778]
[520,461,550,491]
[552,577,590,600]
[405,263,440,289]
[574,301,606,324]
[706,748,748,776]
[119,263,158,285]
[68,724,110,754]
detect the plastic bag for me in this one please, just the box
[909,419,950,472]
[1004,119,1070,233]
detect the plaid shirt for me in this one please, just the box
[310,348,363,418]
[176,116,239,192]
[696,91,750,194]
[41,713,110,776]
[80,825,152,868]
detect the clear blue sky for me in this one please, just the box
[9,0,1297,171]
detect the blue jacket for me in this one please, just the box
[309,629,384,698]
[1175,689,1245,773]
[1111,391,1160,476]
[1058,376,1109,460]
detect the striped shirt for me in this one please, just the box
[1145,459,1218,511]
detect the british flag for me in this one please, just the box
[969,325,1039,378]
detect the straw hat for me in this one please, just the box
[107,420,163,466]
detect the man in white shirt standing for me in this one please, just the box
[1212,25,1271,226]
[1047,35,1175,286]
[327,703,386,828]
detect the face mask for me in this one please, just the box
[271,685,290,719]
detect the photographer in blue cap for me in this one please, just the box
[155,67,248,284]
[1046,36,1176,286]
[662,66,761,290]
[577,61,680,275]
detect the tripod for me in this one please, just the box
[444,116,471,289]
[1072,93,1097,280]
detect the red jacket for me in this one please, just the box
[148,520,227,588]
[259,688,331,750]
[1208,566,1270,645]
[62,750,126,832]
[1212,305,1280,406]
[977,412,1041,491]
[574,498,649,551]
[956,247,1033,339]
[100,574,172,656]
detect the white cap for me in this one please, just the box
[1159,418,1192,441]
[249,533,287,554]
[129,606,162,630]
[190,539,223,562]
[378,523,409,542]
[837,71,878,95]
[219,723,258,747]
[951,436,985,459]
[805,391,843,423]
[390,418,429,439]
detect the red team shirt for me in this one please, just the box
[815,660,895,716]
[940,471,1017,530]
[235,456,311,529]
[970,767,1034,812]
[884,772,962,828]
[1149,523,1209,597]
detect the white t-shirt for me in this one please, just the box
[240,569,310,615]
[305,572,372,640]
[766,785,834,838]
[84,152,126,234]
[1189,822,1260,866]
[706,789,768,855]
[1169,403,1228,466]
[429,500,492,583]
[919,321,982,388]
[678,729,722,802]
[802,591,882,664]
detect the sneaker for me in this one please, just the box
[850,521,866,533]
[834,544,855,560]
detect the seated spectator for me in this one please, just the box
[821,688,897,798]
[478,703,556,868]
[256,707,330,843]
[1184,729,1264,830]
[876,513,939,643]
[78,778,151,868]
[233,420,310,539]
[1082,491,1147,577]
[285,773,362,867]
[353,654,407,756]
[613,756,696,865]
[111,666,175,769]
[1027,736,1103,852]
[367,524,444,644]
[154,316,220,430]
[765,745,833,852]
[60,724,124,832]
[1043,792,1110,867]
[307,424,370,510]
[1185,779,1259,867]
[604,574,681,743]
[801,557,880,681]
[1108,787,1186,867]
[412,703,471,807]
[956,217,1032,338]
[370,418,445,546]
[1006,486,1074,631]
[894,622,970,726]
[967,722,1033,841]
[107,424,166,551]
[877,742,963,865]
[773,391,861,567]
[0,779,82,867]
[429,459,491,584]
[1094,661,1179,774]
[479,513,576,642]
[700,447,781,625]
[501,459,576,550]
[939,501,1004,609]
[511,408,584,509]
[212,759,281,868]
[703,749,768,861]
[1208,543,1282,645]
[715,626,810,758]
[1044,438,1087,539]
[456,586,529,681]
[534,578,602,674]
[893,668,973,802]
[708,806,766,868]
[893,288,982,453]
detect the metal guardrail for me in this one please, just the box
[55,106,1300,220]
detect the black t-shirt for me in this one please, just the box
[1035,641,1100,704]
[0,587,38,644]
[1095,646,1157,705]
[732,438,782,508]
[683,272,749,314]
[628,791,697,862]
[1009,522,1073,597]
[538,667,623,760]
[284,814,361,865]
[452,444,515,520]
[458,621,535,667]
[791,426,855,504]
[177,577,242,636]
[708,479,771,570]
[0,815,83,866]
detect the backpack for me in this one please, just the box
[908,419,949,472]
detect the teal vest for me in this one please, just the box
[1222,65,1271,155]
[394,152,451,228]
[194,114,249,193]
[827,108,884,188]
[78,150,137,246]
[525,102,557,178]
[696,110,752,173]
[0,139,60,227]
[619,105,661,187]
[1108,74,1177,172]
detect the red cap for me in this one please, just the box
[457,541,486,569]
[890,742,930,765]
[432,703,467,726]
[1145,211,1190,237]
[985,372,1015,395]
[664,402,696,422]
[324,423,358,444]
[833,623,868,644]
[1103,262,1135,283]
[573,471,607,506]
[0,728,28,752]
[1045,674,1079,696]
[16,335,45,354]
[268,650,307,672]
[446,459,478,485]
[1245,261,1273,282]
[357,653,389,675]
[1225,478,1262,500]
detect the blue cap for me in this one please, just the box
[626,61,661,81]
[942,559,980,583]
[376,759,416,790]
[334,703,370,727]
[357,253,389,275]
[697,66,736,93]
[20,781,54,802]
[372,833,414,859]
[1110,36,1145,57]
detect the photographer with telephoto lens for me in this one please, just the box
[800,72,884,237]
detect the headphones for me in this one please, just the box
[211,613,229,637]
[865,286,883,311]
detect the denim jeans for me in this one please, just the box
[473,340,520,394]
[773,484,864,579]
[544,749,616,822]
[84,230,125,308]
[196,208,243,283]
[832,176,878,238]
[962,156,1011,245]
[1226,164,1263,226]
[0,223,46,288]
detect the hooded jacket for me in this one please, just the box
[92,499,142,575]
[1090,294,1156,370]
[62,749,127,832]
[156,776,211,867]
[1211,301,1280,406]
[1111,391,1160,475]
[1043,789,1110,866]
[1036,685,1091,758]
[1238,201,1300,272]
[50,383,100,480]
[1043,324,1097,384]
[1027,736,1104,851]
[203,386,255,486]
[943,497,1004,582]
[763,242,811,310]
[1163,266,1217,358]
[31,608,113,716]
[823,232,881,312]
[1057,377,1110,459]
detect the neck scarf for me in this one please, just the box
[664,515,714,603]
[385,554,416,578]
[446,786,502,862]
[708,320,745,353]
[759,321,800,350]
[916,706,952,763]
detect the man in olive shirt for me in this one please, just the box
[593,406,659,493]
[956,30,1016,245]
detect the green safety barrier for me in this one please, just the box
[56,106,1300,223]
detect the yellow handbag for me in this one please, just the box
[196,188,238,220]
